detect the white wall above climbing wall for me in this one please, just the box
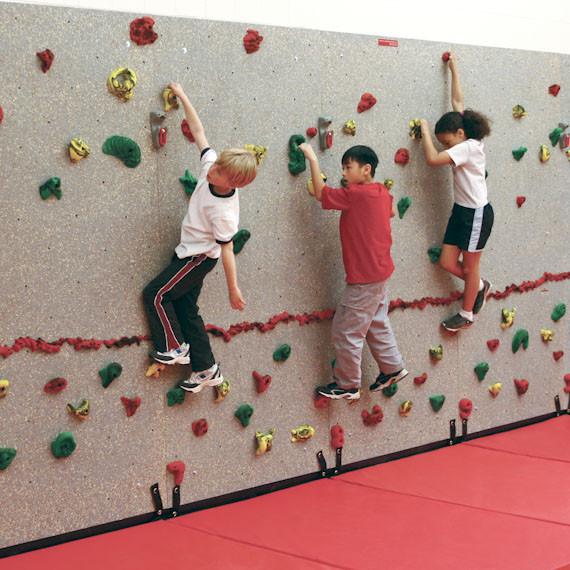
[3,0,570,55]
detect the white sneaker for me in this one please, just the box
[179,363,224,393]
[149,342,190,365]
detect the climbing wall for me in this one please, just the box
[0,2,569,551]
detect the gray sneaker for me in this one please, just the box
[441,313,473,332]
[179,363,224,393]
[473,280,492,314]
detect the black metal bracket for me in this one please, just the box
[150,483,164,518]
[316,451,327,477]
[333,447,343,475]
[316,449,342,477]
[449,419,457,445]
[462,418,469,440]
[171,485,181,518]
[555,395,561,416]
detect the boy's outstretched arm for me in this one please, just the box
[447,53,465,113]
[220,241,246,310]
[168,82,209,152]
[299,143,324,201]
[420,120,452,167]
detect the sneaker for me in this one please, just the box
[472,279,492,315]
[441,313,473,332]
[179,363,224,393]
[150,343,190,365]
[316,382,360,401]
[370,368,409,392]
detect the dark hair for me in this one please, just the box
[435,109,491,140]
[341,145,379,177]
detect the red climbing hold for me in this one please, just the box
[158,127,167,147]
[181,119,195,143]
[44,377,68,394]
[362,405,384,426]
[130,16,158,46]
[553,351,564,361]
[192,418,208,437]
[459,398,473,419]
[243,29,263,54]
[306,127,317,138]
[442,51,451,62]
[413,373,428,386]
[120,396,141,417]
[252,371,272,394]
[0,107,3,124]
[563,373,570,394]
[548,84,561,97]
[394,148,410,165]
[325,130,334,149]
[167,460,186,485]
[513,379,529,395]
[357,92,377,113]
[330,424,344,449]
[36,49,54,73]
[313,394,330,409]
[516,196,526,208]
[487,339,500,351]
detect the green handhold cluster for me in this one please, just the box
[99,362,122,388]
[233,229,251,255]
[102,135,141,168]
[512,329,529,353]
[474,362,489,381]
[382,383,398,398]
[167,385,186,407]
[179,169,197,196]
[512,146,528,161]
[39,177,62,200]
[273,344,291,362]
[0,448,17,470]
[234,404,254,427]
[549,127,564,146]
[288,134,306,176]
[397,196,412,219]
[427,246,442,264]
[551,303,566,322]
[51,432,76,458]
[429,394,445,412]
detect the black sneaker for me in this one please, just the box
[473,279,492,315]
[370,368,409,392]
[149,342,190,365]
[179,363,224,393]
[316,382,360,401]
[441,313,473,332]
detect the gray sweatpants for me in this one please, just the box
[331,281,404,389]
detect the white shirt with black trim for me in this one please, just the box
[175,148,239,259]
[446,139,488,209]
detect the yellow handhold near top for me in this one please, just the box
[539,145,551,163]
[162,87,179,112]
[408,118,422,139]
[290,424,315,442]
[307,172,327,196]
[512,105,527,119]
[540,328,554,342]
[145,362,166,379]
[107,67,137,101]
[68,138,91,163]
[244,144,268,165]
[384,179,394,191]
[429,344,444,361]
[214,379,231,402]
[489,383,502,397]
[255,428,275,456]
[399,400,413,417]
[343,120,356,136]
[0,379,9,398]
[500,308,516,329]
[67,399,90,420]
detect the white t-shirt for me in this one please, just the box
[175,148,239,259]
[446,139,488,208]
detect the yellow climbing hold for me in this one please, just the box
[512,104,527,119]
[408,118,422,139]
[540,328,554,342]
[145,362,165,379]
[162,87,179,112]
[500,308,516,329]
[489,383,502,398]
[244,144,268,165]
[67,399,90,420]
[429,344,444,361]
[214,379,231,402]
[107,67,137,101]
[0,379,9,398]
[399,400,413,417]
[307,172,327,196]
[383,179,394,191]
[290,424,315,442]
[539,145,551,163]
[343,120,357,136]
[68,138,91,163]
[255,428,275,456]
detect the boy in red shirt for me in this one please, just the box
[300,143,408,400]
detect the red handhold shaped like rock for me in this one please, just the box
[357,92,377,113]
[181,119,195,143]
[44,377,68,394]
[330,424,344,449]
[362,405,384,426]
[192,418,208,437]
[0,107,4,123]
[167,460,186,485]
[414,373,428,386]
[564,374,570,394]
[243,29,263,54]
[121,396,141,417]
[516,196,526,208]
[252,370,272,394]
[442,51,451,62]
[553,351,564,361]
[513,379,529,395]
[306,127,317,138]
[459,398,473,419]
[548,84,561,97]
[487,339,500,351]
[130,16,158,46]
[36,49,54,73]
[394,148,410,165]
[158,127,167,147]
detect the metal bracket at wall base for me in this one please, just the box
[170,486,180,518]
[316,450,327,477]
[462,418,469,439]
[449,419,456,445]
[567,393,570,414]
[555,395,561,416]
[333,447,343,475]
[150,483,164,518]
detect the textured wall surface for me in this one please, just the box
[0,2,569,549]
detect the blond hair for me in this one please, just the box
[216,148,258,187]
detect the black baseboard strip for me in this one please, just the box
[1,409,564,560]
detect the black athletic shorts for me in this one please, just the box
[443,202,494,252]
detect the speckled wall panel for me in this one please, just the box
[0,2,568,549]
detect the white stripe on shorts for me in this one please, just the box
[468,206,484,252]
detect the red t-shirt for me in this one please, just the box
[321,182,394,284]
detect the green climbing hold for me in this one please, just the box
[167,385,186,407]
[429,394,446,412]
[549,127,564,146]
[233,229,251,255]
[512,329,529,353]
[102,135,141,168]
[382,383,398,398]
[273,344,291,362]
[288,134,306,176]
[551,303,566,322]
[427,246,442,264]
[0,448,17,470]
[474,362,489,381]
[99,362,123,388]
[234,404,254,427]
[179,170,197,196]
[512,146,528,161]
[39,177,62,200]
[397,196,412,219]
[51,432,76,458]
